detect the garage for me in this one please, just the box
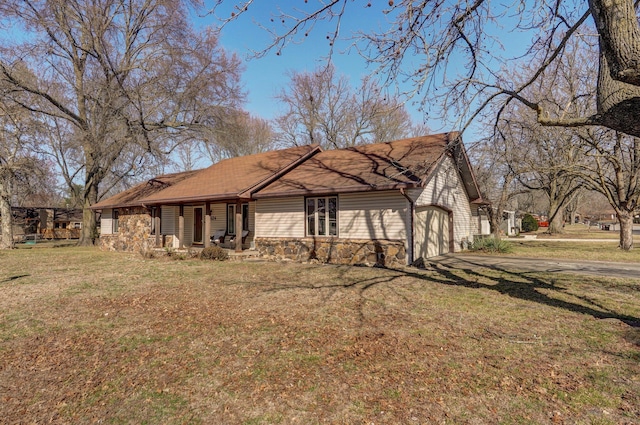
[414,206,451,259]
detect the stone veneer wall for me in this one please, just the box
[255,237,406,267]
[99,207,155,252]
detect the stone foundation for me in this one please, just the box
[255,237,406,267]
[99,207,156,252]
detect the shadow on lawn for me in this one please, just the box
[0,274,30,284]
[273,260,640,329]
[404,260,640,328]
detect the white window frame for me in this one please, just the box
[227,203,249,235]
[306,196,338,237]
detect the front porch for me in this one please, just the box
[98,202,256,254]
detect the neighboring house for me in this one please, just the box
[0,207,84,242]
[91,133,485,266]
[500,210,518,236]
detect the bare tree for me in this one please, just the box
[275,64,420,149]
[576,130,640,250]
[0,0,243,244]
[481,38,593,234]
[565,188,586,226]
[202,110,276,163]
[211,0,640,138]
[0,92,45,248]
[470,136,525,239]
[516,131,584,234]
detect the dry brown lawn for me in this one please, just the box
[1,247,639,424]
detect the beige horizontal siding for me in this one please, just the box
[209,203,227,236]
[100,208,113,235]
[255,197,305,238]
[161,206,177,235]
[339,191,409,240]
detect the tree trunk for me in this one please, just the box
[79,180,98,246]
[589,0,640,86]
[487,208,502,240]
[594,38,640,138]
[618,211,634,250]
[548,211,564,234]
[0,180,14,249]
[569,209,577,226]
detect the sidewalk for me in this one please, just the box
[431,253,640,280]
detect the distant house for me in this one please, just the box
[0,207,83,241]
[91,133,485,266]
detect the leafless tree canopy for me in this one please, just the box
[275,64,422,149]
[0,86,52,248]
[0,0,244,244]
[211,0,640,138]
[202,110,277,163]
[475,38,639,248]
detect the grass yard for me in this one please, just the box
[499,223,640,263]
[1,247,639,424]
[534,224,623,240]
[503,241,640,263]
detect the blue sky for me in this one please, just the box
[200,2,440,129]
[197,2,541,142]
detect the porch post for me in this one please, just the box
[204,203,211,248]
[154,207,161,248]
[235,200,242,252]
[178,205,184,249]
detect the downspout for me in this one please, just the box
[400,188,414,265]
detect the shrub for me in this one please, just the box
[521,214,539,233]
[471,236,512,253]
[200,245,229,261]
[139,248,157,259]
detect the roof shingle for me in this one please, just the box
[91,144,320,209]
[91,170,200,209]
[253,134,452,198]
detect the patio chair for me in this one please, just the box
[210,229,226,244]
[229,230,249,244]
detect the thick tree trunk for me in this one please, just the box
[589,0,640,86]
[487,209,502,240]
[548,211,564,234]
[0,181,14,249]
[594,43,640,138]
[547,196,565,234]
[589,0,640,137]
[79,180,98,246]
[618,211,634,250]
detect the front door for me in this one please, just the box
[193,207,203,244]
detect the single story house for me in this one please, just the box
[0,207,83,242]
[91,133,485,266]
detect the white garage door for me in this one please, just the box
[414,206,450,259]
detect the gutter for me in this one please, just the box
[399,187,414,265]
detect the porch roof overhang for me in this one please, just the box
[141,193,253,206]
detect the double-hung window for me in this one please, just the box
[306,196,337,236]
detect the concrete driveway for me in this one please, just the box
[430,253,640,280]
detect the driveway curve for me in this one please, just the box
[431,253,640,280]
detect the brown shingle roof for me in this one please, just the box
[139,144,320,204]
[90,133,484,209]
[91,170,200,210]
[253,134,456,198]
